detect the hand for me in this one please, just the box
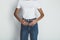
[29,19,37,26]
[20,19,29,26]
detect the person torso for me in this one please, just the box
[18,1,40,19]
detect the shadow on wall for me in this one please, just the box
[8,1,23,40]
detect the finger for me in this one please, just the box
[29,22,32,25]
[24,22,28,25]
[23,21,26,25]
[29,23,33,26]
[29,22,35,26]
[25,23,28,25]
[23,22,25,25]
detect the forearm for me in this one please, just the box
[36,14,44,22]
[14,13,22,22]
[14,8,22,22]
[36,8,44,22]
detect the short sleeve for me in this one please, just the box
[35,8,40,18]
[16,1,21,8]
[37,1,41,9]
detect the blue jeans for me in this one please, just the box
[20,18,38,40]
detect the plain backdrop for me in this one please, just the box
[0,0,60,40]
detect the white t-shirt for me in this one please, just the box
[16,0,41,19]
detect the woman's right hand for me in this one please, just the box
[20,19,28,26]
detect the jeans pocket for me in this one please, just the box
[32,23,38,31]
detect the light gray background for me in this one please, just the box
[0,0,60,40]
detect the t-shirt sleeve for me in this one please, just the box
[35,8,40,18]
[37,1,41,9]
[16,1,21,8]
[35,1,42,18]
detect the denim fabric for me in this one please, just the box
[20,18,38,40]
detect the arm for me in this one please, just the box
[36,8,44,22]
[14,8,28,25]
[14,8,22,22]
[29,8,44,26]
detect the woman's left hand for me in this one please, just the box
[29,19,37,26]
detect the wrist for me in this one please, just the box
[19,18,23,22]
[35,18,38,22]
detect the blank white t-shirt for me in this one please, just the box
[16,0,41,19]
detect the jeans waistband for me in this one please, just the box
[22,18,36,21]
